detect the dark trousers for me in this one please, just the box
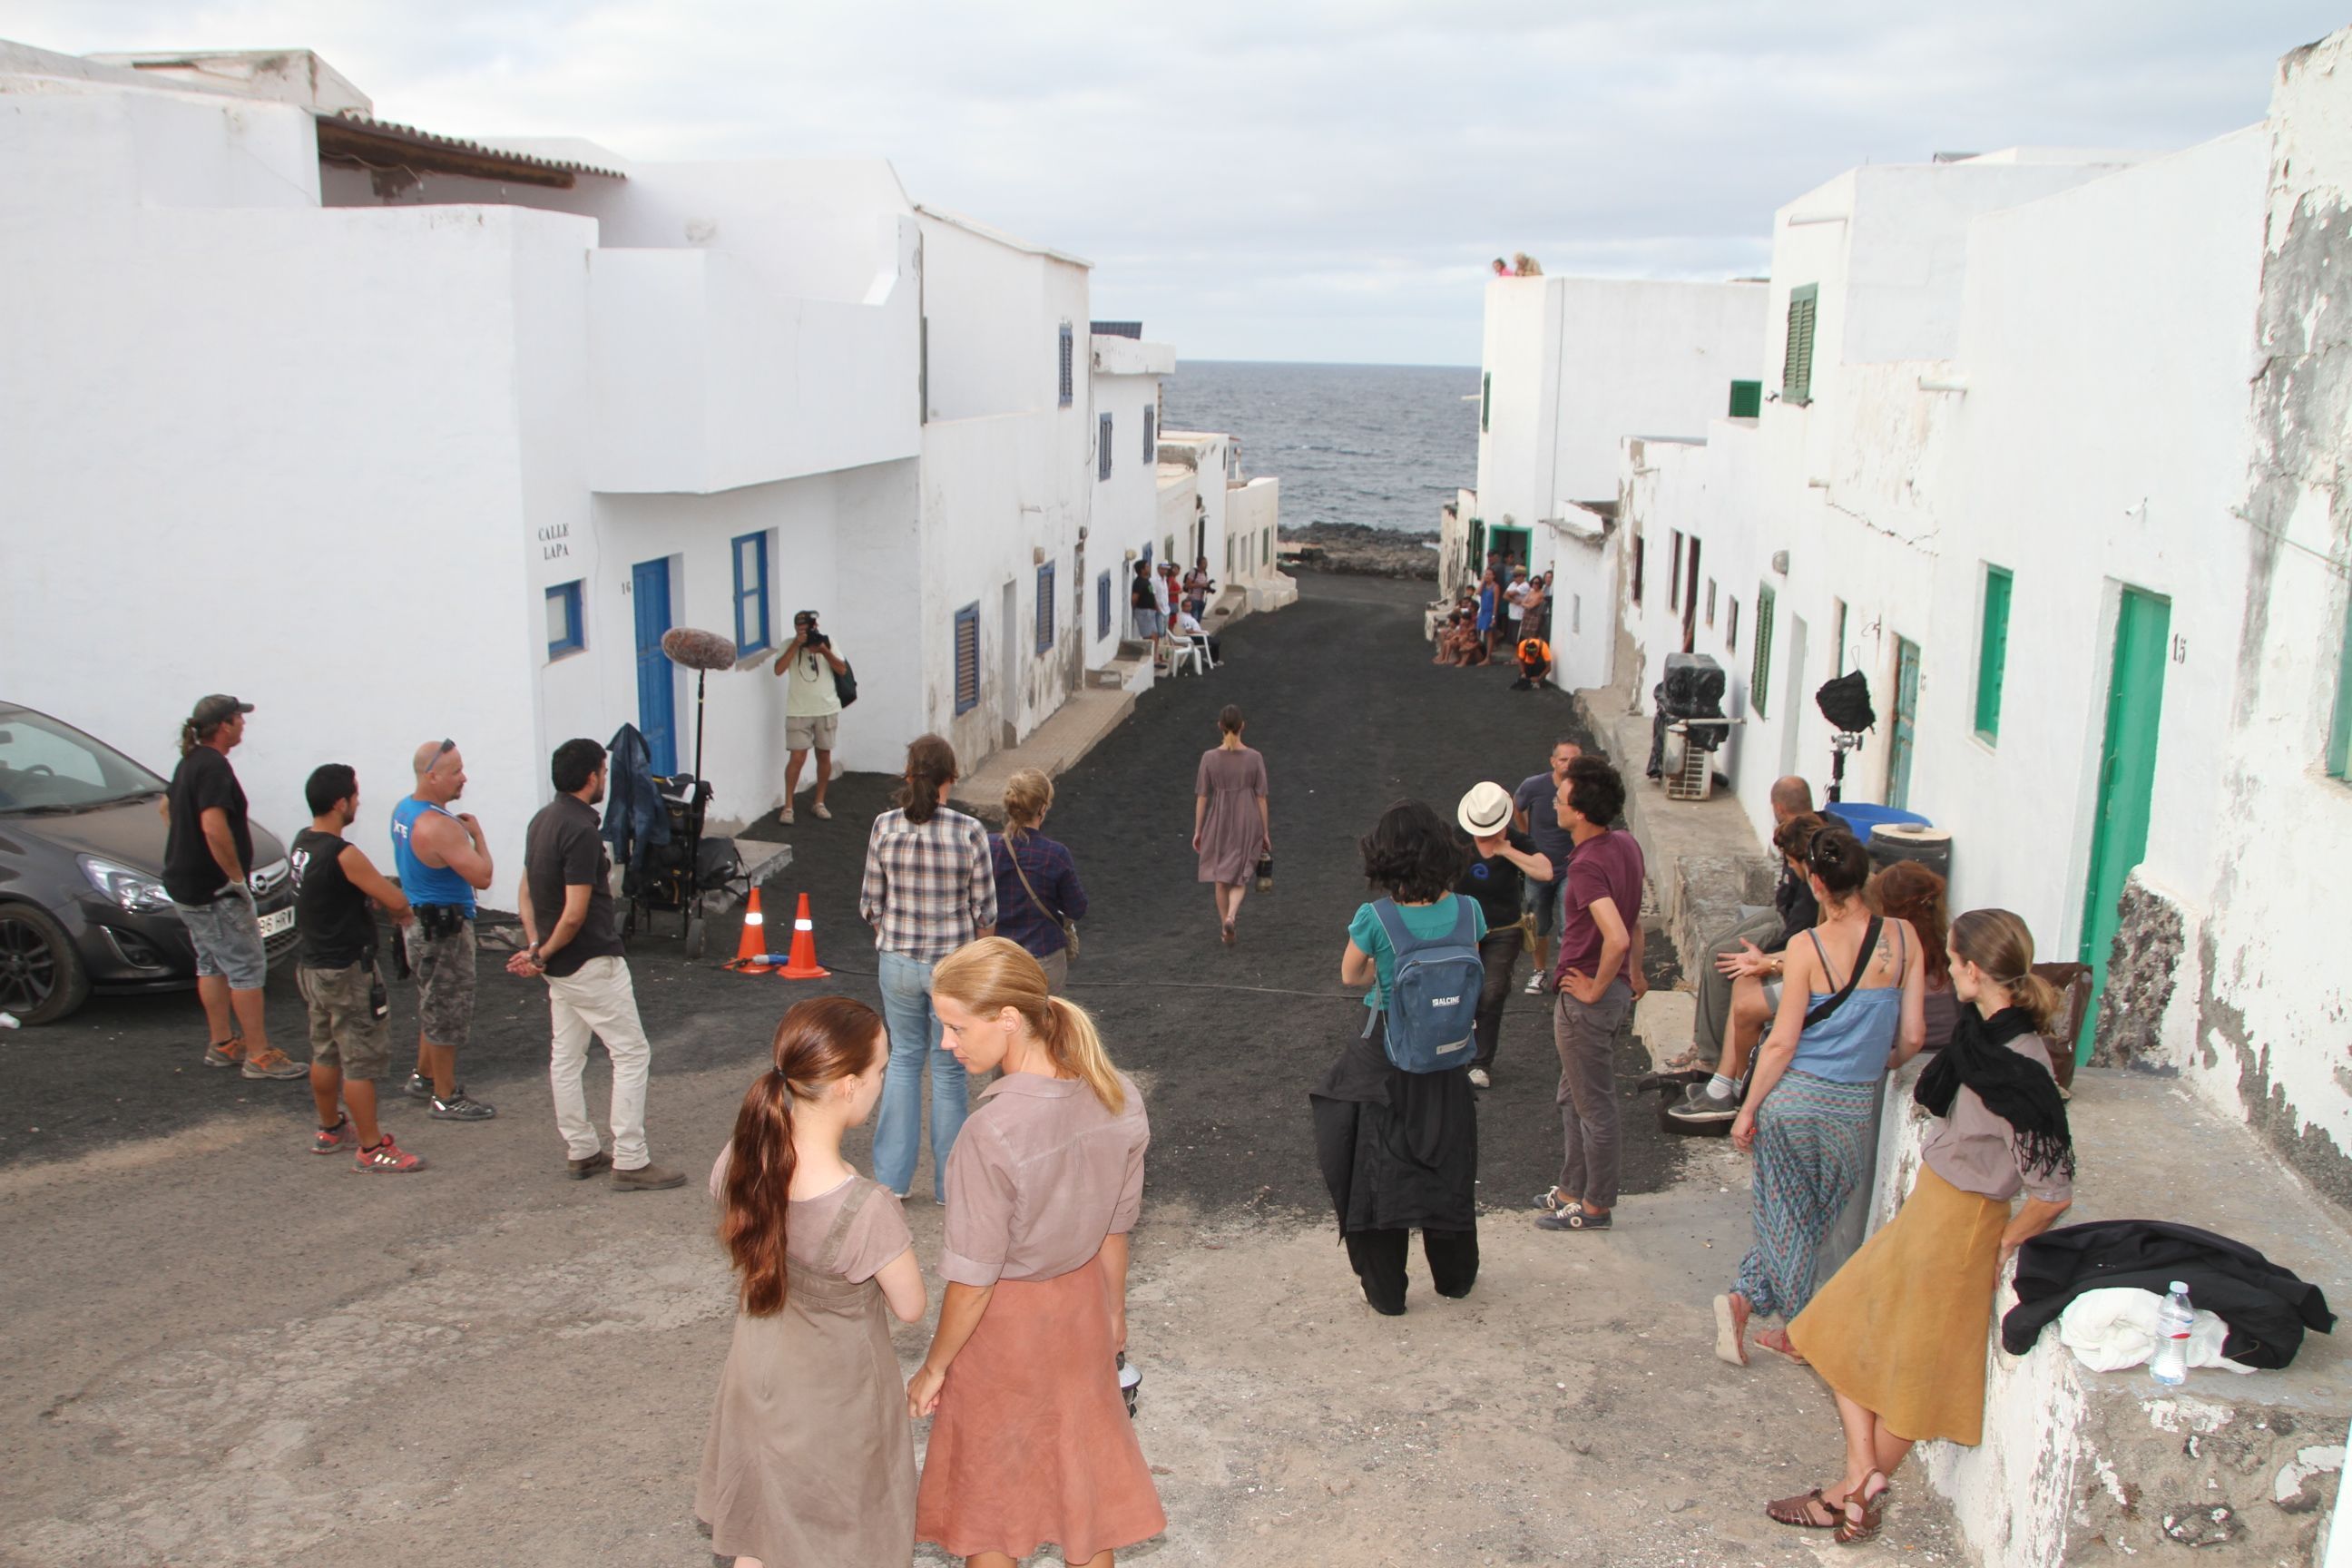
[1553,978,1632,1209]
[1471,928,1522,1070]
[1345,1225,1480,1316]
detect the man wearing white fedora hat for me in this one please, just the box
[1453,782,1554,1090]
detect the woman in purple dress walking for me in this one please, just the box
[1192,705,1270,946]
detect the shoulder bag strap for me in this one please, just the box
[1004,835,1063,926]
[1803,916,1883,1029]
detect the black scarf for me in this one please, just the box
[1915,1004,2076,1181]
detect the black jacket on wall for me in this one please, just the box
[2003,1219,2335,1369]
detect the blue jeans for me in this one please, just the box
[873,950,968,1200]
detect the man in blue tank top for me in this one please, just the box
[391,740,496,1121]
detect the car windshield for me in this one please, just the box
[0,709,169,813]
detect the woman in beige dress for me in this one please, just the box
[699,996,928,1568]
[1192,704,1270,945]
[911,938,1164,1567]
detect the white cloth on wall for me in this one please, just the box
[2056,1287,2256,1375]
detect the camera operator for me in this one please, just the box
[771,608,847,824]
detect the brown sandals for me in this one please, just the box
[1765,1488,1839,1528]
[1765,1472,1889,1543]
[1836,1473,1890,1544]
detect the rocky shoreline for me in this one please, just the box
[1277,521,1438,580]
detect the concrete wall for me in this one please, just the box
[0,63,321,211]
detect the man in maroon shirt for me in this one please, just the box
[1535,755,1646,1233]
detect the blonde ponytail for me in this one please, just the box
[1044,995,1125,1114]
[932,936,1127,1114]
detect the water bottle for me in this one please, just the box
[2150,1281,2194,1386]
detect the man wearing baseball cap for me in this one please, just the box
[162,695,303,1080]
[1452,782,1554,1090]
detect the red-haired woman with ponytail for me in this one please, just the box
[910,937,1164,1568]
[697,996,927,1568]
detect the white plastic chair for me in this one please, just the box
[1167,636,1206,677]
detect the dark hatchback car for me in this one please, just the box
[0,701,295,1024]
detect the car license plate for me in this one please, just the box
[259,906,296,938]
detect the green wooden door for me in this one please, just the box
[1886,637,1921,810]
[2078,589,2171,1057]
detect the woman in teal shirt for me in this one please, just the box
[1309,800,1485,1315]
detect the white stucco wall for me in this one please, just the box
[1088,357,1168,663]
[0,191,575,877]
[1475,276,1768,532]
[2177,33,2352,1208]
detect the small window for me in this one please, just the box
[1782,283,1818,407]
[731,532,770,653]
[545,581,583,659]
[1705,577,1717,628]
[1669,532,1684,611]
[1729,379,1762,417]
[1726,594,1740,652]
[1057,324,1073,407]
[1751,581,1777,718]
[1099,414,1113,481]
[1480,371,1492,433]
[954,603,980,714]
[1572,593,1582,635]
[1142,407,1156,462]
[1261,532,1270,566]
[1631,534,1646,606]
[1975,565,2014,743]
[2333,592,2352,779]
[1036,562,1056,654]
[1096,570,1112,641]
[1831,598,1849,674]
[1165,534,1176,564]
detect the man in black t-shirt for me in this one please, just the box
[291,764,422,1171]
[162,694,303,1080]
[509,739,684,1191]
[1455,782,1557,1089]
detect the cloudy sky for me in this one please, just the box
[5,2,2343,364]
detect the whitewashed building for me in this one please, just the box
[0,41,1277,877]
[1557,41,2352,1229]
[1449,275,1768,686]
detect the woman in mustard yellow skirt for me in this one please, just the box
[1775,910,2077,1544]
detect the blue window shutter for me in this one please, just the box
[1096,570,1111,640]
[1143,407,1156,461]
[1099,414,1113,481]
[545,582,584,659]
[954,604,980,713]
[1058,324,1073,407]
[730,532,769,652]
[1036,563,1056,653]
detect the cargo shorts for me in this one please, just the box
[785,711,839,751]
[299,960,390,1080]
[405,920,476,1049]
[175,892,268,991]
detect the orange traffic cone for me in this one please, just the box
[729,887,773,973]
[777,893,830,980]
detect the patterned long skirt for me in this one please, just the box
[1732,1071,1880,1320]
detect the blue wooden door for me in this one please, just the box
[632,557,677,775]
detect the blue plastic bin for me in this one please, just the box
[1823,802,1931,841]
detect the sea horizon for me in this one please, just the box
[1161,360,1479,536]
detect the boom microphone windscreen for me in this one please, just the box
[662,627,739,671]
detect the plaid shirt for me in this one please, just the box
[860,807,997,961]
[988,829,1089,958]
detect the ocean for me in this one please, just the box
[1161,361,1480,536]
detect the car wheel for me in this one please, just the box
[0,903,91,1024]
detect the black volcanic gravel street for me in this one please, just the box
[0,573,1684,1218]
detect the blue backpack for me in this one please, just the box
[1362,897,1485,1073]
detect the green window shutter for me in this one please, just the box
[1751,582,1776,718]
[1975,565,2014,742]
[1782,284,1818,407]
[1729,379,1762,418]
[2329,587,2352,779]
[1481,372,1492,433]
